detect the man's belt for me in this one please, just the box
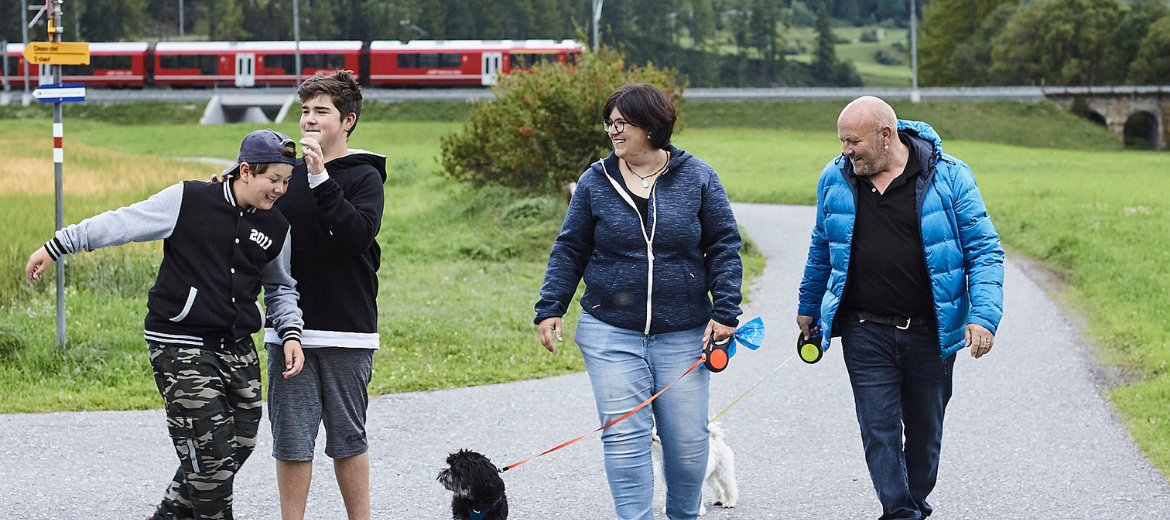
[848,312,930,330]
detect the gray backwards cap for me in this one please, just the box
[222,129,298,177]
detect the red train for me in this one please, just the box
[3,39,582,88]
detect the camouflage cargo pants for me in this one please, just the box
[148,338,262,520]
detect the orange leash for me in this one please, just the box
[500,352,707,472]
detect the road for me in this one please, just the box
[2,203,1168,519]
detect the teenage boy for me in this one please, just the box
[25,129,306,520]
[265,71,386,520]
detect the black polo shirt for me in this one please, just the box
[839,134,935,319]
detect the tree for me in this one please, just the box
[79,0,149,41]
[989,0,1124,86]
[810,1,860,86]
[684,0,720,87]
[440,46,684,193]
[948,3,1017,86]
[919,0,1014,86]
[812,2,837,70]
[1127,16,1170,84]
[1105,0,1168,84]
[747,0,784,85]
[207,0,248,41]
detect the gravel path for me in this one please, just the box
[3,203,1168,519]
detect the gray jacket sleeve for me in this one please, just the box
[261,229,304,344]
[44,183,182,260]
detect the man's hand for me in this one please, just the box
[797,315,821,340]
[966,323,995,359]
[538,317,563,354]
[704,320,736,345]
[25,247,54,282]
[300,137,325,175]
[282,340,305,378]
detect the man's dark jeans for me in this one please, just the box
[840,318,957,520]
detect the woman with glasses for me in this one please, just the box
[534,83,744,520]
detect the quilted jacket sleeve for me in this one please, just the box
[949,159,1004,333]
[798,166,835,317]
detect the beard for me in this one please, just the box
[850,149,889,177]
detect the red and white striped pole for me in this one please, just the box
[51,0,66,350]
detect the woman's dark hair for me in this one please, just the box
[603,83,676,150]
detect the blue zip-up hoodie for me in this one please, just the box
[535,145,744,334]
[798,120,1004,357]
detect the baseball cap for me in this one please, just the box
[221,129,298,177]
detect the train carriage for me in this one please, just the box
[2,39,581,90]
[4,42,149,87]
[153,41,362,87]
[367,39,582,87]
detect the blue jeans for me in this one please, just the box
[574,312,710,520]
[840,319,956,520]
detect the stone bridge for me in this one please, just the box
[1043,86,1170,151]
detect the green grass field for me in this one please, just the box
[2,102,1167,478]
[0,119,764,413]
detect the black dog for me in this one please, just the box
[437,449,509,520]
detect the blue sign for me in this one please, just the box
[33,82,86,104]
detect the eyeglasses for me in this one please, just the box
[603,119,636,133]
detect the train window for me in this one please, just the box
[305,53,347,70]
[397,53,461,69]
[159,54,218,75]
[509,53,557,68]
[262,53,346,75]
[63,55,133,75]
[6,57,22,76]
[264,54,295,75]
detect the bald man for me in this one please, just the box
[797,97,1004,519]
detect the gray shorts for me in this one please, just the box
[266,344,374,460]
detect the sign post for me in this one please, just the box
[29,0,88,350]
[21,42,90,65]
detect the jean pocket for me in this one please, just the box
[166,415,203,473]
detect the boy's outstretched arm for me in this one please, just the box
[26,183,183,283]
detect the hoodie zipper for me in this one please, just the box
[601,159,663,335]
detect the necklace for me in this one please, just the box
[623,152,669,188]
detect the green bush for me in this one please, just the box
[439,46,685,194]
[873,47,905,66]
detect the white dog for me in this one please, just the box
[651,422,739,514]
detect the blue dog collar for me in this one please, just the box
[469,495,503,520]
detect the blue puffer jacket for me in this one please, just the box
[535,145,743,335]
[798,120,1004,357]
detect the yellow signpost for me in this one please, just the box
[21,42,89,65]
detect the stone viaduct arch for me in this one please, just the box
[1044,86,1169,151]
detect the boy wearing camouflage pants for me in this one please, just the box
[25,129,307,520]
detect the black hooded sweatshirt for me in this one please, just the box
[264,150,387,349]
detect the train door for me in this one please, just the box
[235,53,255,87]
[39,63,51,85]
[481,52,501,86]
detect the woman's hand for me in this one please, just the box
[538,317,563,354]
[704,319,736,345]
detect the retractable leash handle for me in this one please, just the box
[704,337,731,372]
[797,331,824,364]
